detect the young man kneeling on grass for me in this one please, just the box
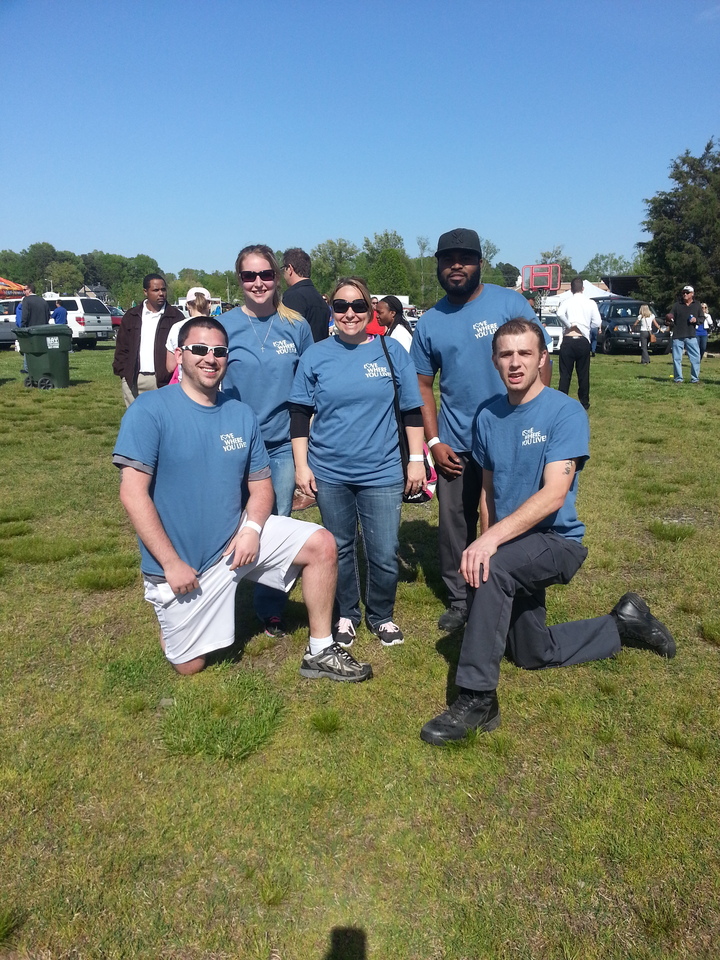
[421,319,675,745]
[113,316,372,682]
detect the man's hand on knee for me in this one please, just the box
[224,527,260,570]
[461,534,498,587]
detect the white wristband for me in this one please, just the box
[243,520,262,535]
[427,436,441,449]
[409,454,424,462]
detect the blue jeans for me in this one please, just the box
[253,442,296,621]
[672,337,701,382]
[590,326,598,355]
[315,479,404,630]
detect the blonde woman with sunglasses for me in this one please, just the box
[221,244,313,637]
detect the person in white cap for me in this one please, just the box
[670,285,705,383]
[165,287,212,381]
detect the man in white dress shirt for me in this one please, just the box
[556,277,601,411]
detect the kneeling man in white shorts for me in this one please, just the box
[113,316,372,682]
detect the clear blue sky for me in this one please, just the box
[4,0,720,276]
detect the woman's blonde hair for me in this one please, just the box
[235,243,302,324]
[638,304,652,319]
[330,276,373,315]
[187,292,210,316]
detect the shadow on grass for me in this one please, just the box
[323,926,367,959]
[647,374,720,385]
[204,579,311,668]
[398,516,444,599]
[0,905,24,948]
[436,628,463,706]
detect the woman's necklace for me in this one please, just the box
[246,313,275,352]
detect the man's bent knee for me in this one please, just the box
[295,527,337,567]
[172,655,207,676]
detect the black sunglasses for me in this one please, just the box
[239,269,275,283]
[332,299,369,314]
[181,344,228,358]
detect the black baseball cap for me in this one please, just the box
[435,228,482,259]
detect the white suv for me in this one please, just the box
[43,294,114,348]
[1,295,114,349]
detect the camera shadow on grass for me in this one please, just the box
[322,926,367,960]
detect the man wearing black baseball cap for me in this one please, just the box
[410,228,551,632]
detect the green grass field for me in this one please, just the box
[1,341,719,959]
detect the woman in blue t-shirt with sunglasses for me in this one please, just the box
[290,276,425,649]
[221,244,314,637]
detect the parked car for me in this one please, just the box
[596,299,671,355]
[107,305,125,338]
[539,314,563,353]
[0,299,19,348]
[41,295,114,349]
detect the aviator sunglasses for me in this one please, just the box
[239,269,275,283]
[181,344,228,358]
[332,298,369,314]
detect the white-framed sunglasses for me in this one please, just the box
[181,344,228,358]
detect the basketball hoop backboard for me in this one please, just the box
[521,264,562,292]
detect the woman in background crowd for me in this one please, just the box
[697,303,713,358]
[634,303,660,364]
[290,276,425,649]
[221,245,314,637]
[376,295,414,352]
[166,287,211,381]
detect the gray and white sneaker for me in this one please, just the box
[371,620,405,646]
[333,617,357,648]
[299,642,373,683]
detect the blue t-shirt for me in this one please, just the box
[289,335,423,486]
[472,386,589,542]
[410,284,549,452]
[221,308,314,449]
[113,385,270,577]
[51,306,68,324]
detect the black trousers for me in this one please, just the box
[455,532,621,691]
[436,452,483,611]
[558,335,591,410]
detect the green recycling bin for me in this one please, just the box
[16,324,73,389]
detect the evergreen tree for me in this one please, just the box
[639,138,720,310]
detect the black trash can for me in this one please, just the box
[16,324,73,389]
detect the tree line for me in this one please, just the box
[3,140,717,312]
[0,233,514,310]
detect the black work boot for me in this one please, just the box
[421,690,500,745]
[611,592,676,658]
